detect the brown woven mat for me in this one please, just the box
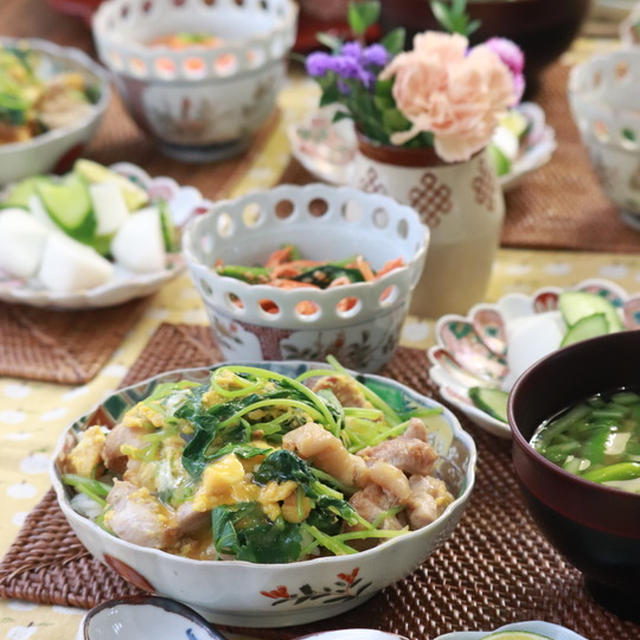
[1,323,638,639]
[0,298,147,384]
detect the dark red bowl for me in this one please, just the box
[508,330,640,621]
[380,0,591,97]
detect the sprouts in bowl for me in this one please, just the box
[52,360,475,627]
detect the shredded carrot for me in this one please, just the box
[214,258,224,269]
[295,301,320,315]
[259,299,279,313]
[265,246,292,269]
[271,260,322,279]
[375,258,405,278]
[337,297,359,312]
[356,255,375,281]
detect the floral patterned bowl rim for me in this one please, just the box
[434,620,589,640]
[52,360,476,626]
[286,103,556,192]
[0,37,110,156]
[427,278,640,439]
[0,162,213,309]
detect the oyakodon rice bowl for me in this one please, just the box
[52,361,475,627]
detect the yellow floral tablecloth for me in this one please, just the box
[2,59,640,640]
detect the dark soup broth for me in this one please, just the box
[531,388,640,495]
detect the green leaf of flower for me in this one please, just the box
[380,27,406,55]
[430,1,455,33]
[319,83,341,107]
[382,108,411,134]
[332,111,353,123]
[316,31,343,52]
[348,1,381,36]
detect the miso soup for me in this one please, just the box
[531,388,640,494]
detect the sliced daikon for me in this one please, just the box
[0,208,51,278]
[38,234,113,292]
[89,181,130,236]
[111,206,166,274]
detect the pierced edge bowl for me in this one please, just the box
[93,0,298,82]
[0,162,213,309]
[0,37,110,183]
[428,278,640,438]
[52,360,476,627]
[286,103,556,192]
[182,183,429,332]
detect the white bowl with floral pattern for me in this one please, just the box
[182,184,428,372]
[92,0,297,161]
[428,279,640,438]
[53,361,476,628]
[0,162,212,309]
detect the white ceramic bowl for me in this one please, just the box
[77,596,226,640]
[569,49,640,229]
[0,162,212,308]
[435,620,589,640]
[428,278,640,438]
[0,38,110,185]
[53,361,476,628]
[183,184,429,372]
[92,0,297,161]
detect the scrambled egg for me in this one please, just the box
[64,426,105,477]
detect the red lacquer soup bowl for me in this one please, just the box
[508,331,640,621]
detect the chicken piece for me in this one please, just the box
[176,500,211,537]
[312,375,372,408]
[358,430,438,476]
[403,417,430,442]
[63,426,106,478]
[406,474,454,530]
[105,480,176,549]
[102,423,147,475]
[367,461,410,501]
[282,422,369,488]
[349,484,404,530]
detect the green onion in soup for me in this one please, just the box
[531,389,640,494]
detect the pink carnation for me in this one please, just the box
[380,32,516,162]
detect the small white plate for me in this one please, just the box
[435,620,589,640]
[287,103,556,192]
[0,162,212,309]
[428,278,640,438]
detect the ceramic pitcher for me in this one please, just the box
[355,138,505,318]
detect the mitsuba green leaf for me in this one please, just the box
[347,1,380,35]
[211,502,302,563]
[380,27,406,55]
[315,389,344,429]
[291,265,364,288]
[253,449,316,488]
[207,442,272,462]
[361,378,411,414]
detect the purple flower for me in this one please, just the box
[306,51,334,77]
[485,37,525,75]
[512,73,526,104]
[362,43,389,67]
[337,79,351,95]
[341,41,363,60]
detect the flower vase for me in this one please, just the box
[355,137,505,318]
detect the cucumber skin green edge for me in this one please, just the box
[468,387,509,423]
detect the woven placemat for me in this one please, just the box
[0,298,147,385]
[1,323,638,639]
